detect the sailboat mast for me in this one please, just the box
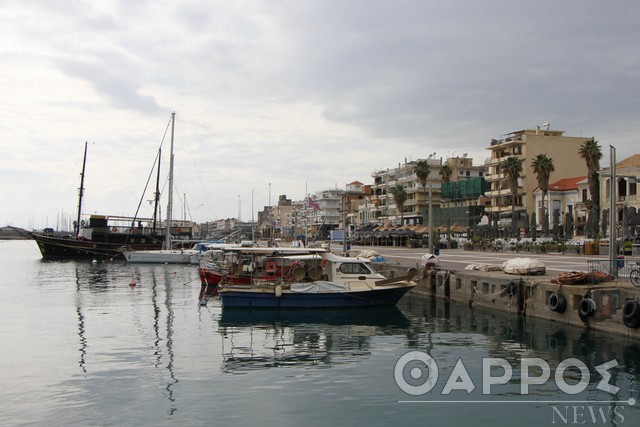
[165,112,176,250]
[75,141,88,237]
[152,147,161,232]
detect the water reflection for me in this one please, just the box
[74,267,87,374]
[398,294,640,401]
[218,307,410,373]
[70,263,182,417]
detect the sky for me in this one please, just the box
[2,0,639,230]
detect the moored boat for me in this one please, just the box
[31,215,192,259]
[121,112,197,264]
[32,122,193,260]
[217,248,417,309]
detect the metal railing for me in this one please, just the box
[586,258,639,283]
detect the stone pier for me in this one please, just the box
[407,267,640,339]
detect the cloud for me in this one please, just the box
[2,0,640,228]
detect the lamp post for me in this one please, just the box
[427,152,436,254]
[609,145,617,275]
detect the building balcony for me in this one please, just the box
[484,153,525,167]
[484,173,503,182]
[488,136,524,148]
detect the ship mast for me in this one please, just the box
[75,141,88,237]
[152,147,161,232]
[164,112,175,250]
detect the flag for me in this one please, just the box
[308,196,320,210]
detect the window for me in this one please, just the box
[339,262,372,275]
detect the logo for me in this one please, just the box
[394,351,635,424]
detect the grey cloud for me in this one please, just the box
[55,56,164,115]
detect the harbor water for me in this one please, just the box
[2,240,640,426]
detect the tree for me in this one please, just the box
[531,154,555,237]
[501,156,524,238]
[389,185,408,226]
[414,160,431,223]
[439,164,453,183]
[578,138,603,238]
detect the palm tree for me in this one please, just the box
[501,156,524,238]
[531,154,555,237]
[414,160,431,223]
[578,138,603,238]
[439,164,453,183]
[389,185,408,226]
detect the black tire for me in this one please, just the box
[578,298,596,322]
[549,292,567,313]
[622,300,640,328]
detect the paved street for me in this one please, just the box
[349,245,612,277]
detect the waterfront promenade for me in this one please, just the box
[349,245,609,278]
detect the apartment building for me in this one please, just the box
[484,127,589,230]
[370,157,442,226]
[599,153,640,240]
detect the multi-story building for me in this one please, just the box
[599,153,640,241]
[484,127,589,232]
[257,195,292,240]
[533,176,586,238]
[370,157,442,226]
[446,155,486,182]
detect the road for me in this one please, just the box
[349,245,609,276]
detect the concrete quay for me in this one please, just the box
[353,246,640,340]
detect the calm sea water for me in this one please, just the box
[1,240,640,426]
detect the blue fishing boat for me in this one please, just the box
[217,248,417,309]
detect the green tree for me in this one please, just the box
[531,154,555,237]
[439,164,453,183]
[414,160,431,223]
[501,156,524,238]
[578,138,603,238]
[389,184,408,226]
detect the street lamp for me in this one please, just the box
[609,146,617,275]
[428,152,436,254]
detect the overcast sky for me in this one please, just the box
[2,1,639,230]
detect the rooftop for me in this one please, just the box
[548,176,588,192]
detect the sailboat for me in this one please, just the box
[31,141,190,259]
[123,112,200,264]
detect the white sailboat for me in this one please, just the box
[124,113,199,264]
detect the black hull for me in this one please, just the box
[31,233,164,259]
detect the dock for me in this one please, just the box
[410,266,640,339]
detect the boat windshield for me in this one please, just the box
[338,262,373,275]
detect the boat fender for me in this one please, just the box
[548,292,567,313]
[578,298,596,322]
[622,300,640,328]
[275,284,282,298]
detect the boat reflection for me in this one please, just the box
[218,306,411,373]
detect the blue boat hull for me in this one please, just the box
[219,286,414,308]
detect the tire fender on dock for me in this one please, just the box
[548,292,567,314]
[622,300,640,329]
